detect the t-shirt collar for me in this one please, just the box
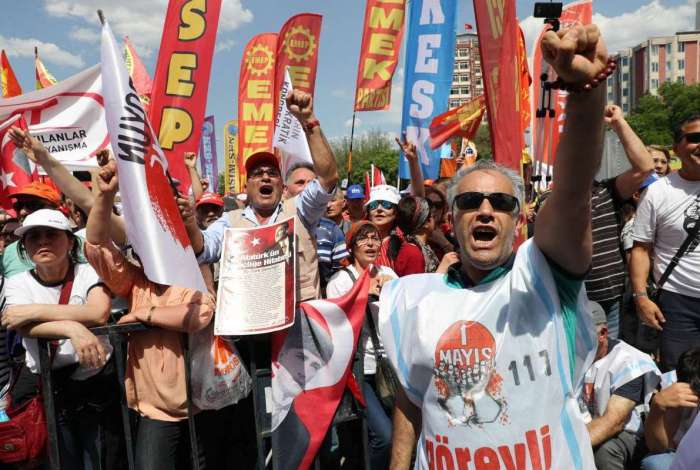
[446,253,515,289]
[241,201,284,226]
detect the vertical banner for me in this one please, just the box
[399,0,457,181]
[273,68,313,178]
[123,36,153,110]
[275,13,323,109]
[199,115,218,193]
[530,0,592,182]
[148,0,223,195]
[237,33,278,190]
[473,0,521,171]
[223,119,239,194]
[354,0,406,111]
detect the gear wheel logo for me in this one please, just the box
[246,44,274,77]
[283,25,316,63]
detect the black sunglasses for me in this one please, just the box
[453,192,519,213]
[681,132,700,144]
[12,200,46,213]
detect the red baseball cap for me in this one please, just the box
[9,182,61,207]
[244,151,279,176]
[195,192,224,208]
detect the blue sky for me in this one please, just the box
[0,0,696,168]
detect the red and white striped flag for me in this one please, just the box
[35,48,57,90]
[100,19,205,291]
[0,115,38,209]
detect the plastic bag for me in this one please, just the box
[190,323,252,410]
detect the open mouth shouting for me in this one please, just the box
[471,224,498,248]
[259,184,275,198]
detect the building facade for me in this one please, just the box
[449,32,483,109]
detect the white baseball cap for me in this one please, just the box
[15,209,73,237]
[365,184,400,206]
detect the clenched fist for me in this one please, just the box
[286,89,315,124]
[541,24,610,89]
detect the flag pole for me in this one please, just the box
[347,109,357,182]
[97,9,105,25]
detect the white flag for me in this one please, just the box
[100,20,205,291]
[272,68,312,178]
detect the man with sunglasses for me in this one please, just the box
[1,181,61,277]
[379,24,611,470]
[187,90,338,303]
[631,114,700,372]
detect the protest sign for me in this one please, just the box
[0,65,108,170]
[273,68,312,178]
[215,217,296,335]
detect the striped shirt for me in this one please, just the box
[586,179,627,303]
[315,217,349,285]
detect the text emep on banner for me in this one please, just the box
[148,0,223,195]
[399,0,457,181]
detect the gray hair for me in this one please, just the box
[446,160,525,214]
[285,162,315,183]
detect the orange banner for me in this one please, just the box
[473,0,521,171]
[35,48,57,90]
[517,27,531,144]
[238,33,278,191]
[429,95,485,150]
[148,0,223,194]
[1,50,22,97]
[354,0,406,111]
[275,13,322,110]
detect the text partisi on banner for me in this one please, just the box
[223,119,239,194]
[148,0,222,193]
[354,0,406,111]
[237,33,277,190]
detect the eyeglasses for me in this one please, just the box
[681,132,700,144]
[453,192,520,213]
[355,235,381,246]
[249,166,281,180]
[367,200,395,211]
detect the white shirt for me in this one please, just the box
[632,172,700,297]
[326,265,397,375]
[5,263,112,380]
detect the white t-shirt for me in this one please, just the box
[326,265,398,375]
[5,262,112,380]
[379,239,597,470]
[632,172,700,297]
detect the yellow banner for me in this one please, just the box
[223,119,239,194]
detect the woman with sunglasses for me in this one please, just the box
[366,184,401,240]
[1,208,121,469]
[326,221,397,470]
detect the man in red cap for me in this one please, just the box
[195,192,225,229]
[2,181,62,276]
[186,90,339,303]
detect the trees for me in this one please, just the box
[331,129,399,184]
[627,82,700,146]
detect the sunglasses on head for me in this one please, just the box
[453,192,519,213]
[682,132,700,144]
[367,200,395,211]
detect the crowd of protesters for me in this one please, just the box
[1,24,700,470]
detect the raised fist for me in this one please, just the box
[286,89,314,124]
[97,159,119,195]
[604,104,624,126]
[541,24,609,89]
[184,151,197,169]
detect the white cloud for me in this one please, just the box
[0,35,84,68]
[215,38,236,53]
[520,0,696,56]
[332,88,351,99]
[42,0,253,57]
[69,27,100,43]
[345,117,362,128]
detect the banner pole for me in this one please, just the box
[347,110,357,181]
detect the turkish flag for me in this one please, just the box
[0,115,38,210]
[270,269,370,470]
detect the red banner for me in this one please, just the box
[0,116,38,209]
[530,0,592,179]
[124,36,153,111]
[237,33,278,191]
[429,95,486,150]
[473,0,521,171]
[1,51,22,97]
[354,0,406,111]
[148,0,222,194]
[275,13,322,111]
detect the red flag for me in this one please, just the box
[354,0,406,111]
[429,95,486,150]
[123,36,153,111]
[464,23,473,30]
[271,269,370,470]
[35,48,57,90]
[0,115,38,209]
[364,171,371,200]
[372,164,385,186]
[473,0,521,171]
[1,50,22,97]
[275,14,322,111]
[237,33,278,190]
[148,0,223,195]
[517,27,531,144]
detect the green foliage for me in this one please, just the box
[627,83,700,146]
[218,172,225,195]
[473,124,493,160]
[331,129,400,184]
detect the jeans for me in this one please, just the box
[593,430,646,470]
[600,298,621,340]
[363,375,392,470]
[135,416,206,470]
[658,289,700,371]
[57,409,103,470]
[640,451,676,470]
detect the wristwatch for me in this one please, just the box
[631,292,648,300]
